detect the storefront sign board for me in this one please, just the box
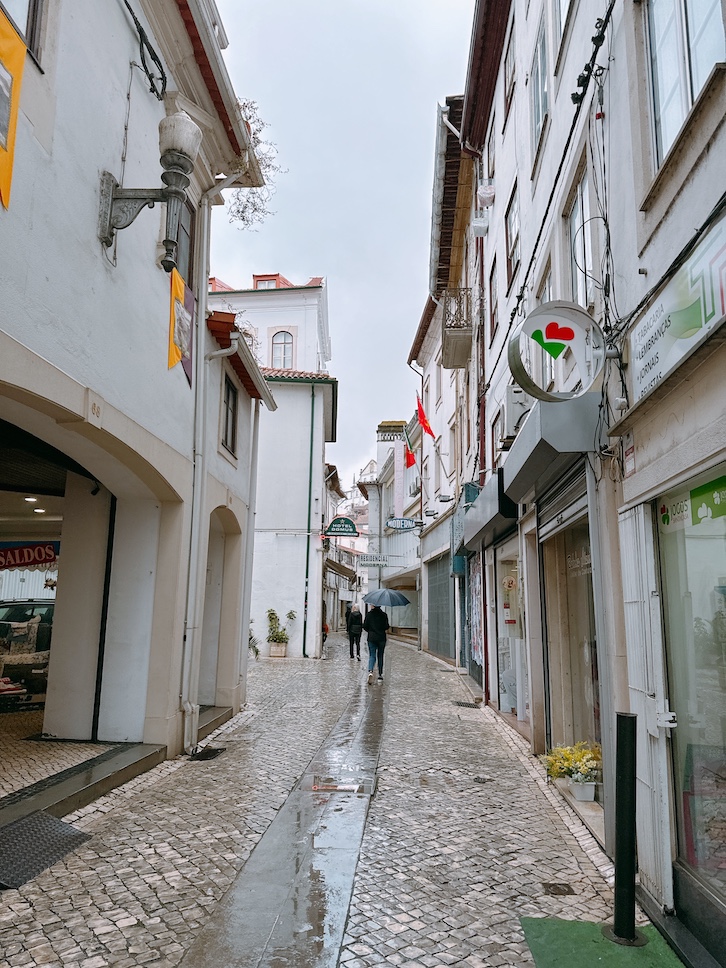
[629,211,726,403]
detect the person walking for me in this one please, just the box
[347,604,363,660]
[363,604,390,684]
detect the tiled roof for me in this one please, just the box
[261,368,334,381]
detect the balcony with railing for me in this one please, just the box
[441,287,473,368]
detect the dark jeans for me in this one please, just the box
[349,632,361,657]
[367,640,386,676]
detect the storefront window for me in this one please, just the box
[658,465,726,902]
[542,518,600,747]
[495,541,528,724]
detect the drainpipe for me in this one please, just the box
[301,383,316,658]
[181,173,242,753]
[239,398,261,687]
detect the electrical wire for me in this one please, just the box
[122,0,167,100]
[482,0,618,395]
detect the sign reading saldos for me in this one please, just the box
[508,301,606,402]
[0,541,60,570]
[629,210,726,403]
[324,517,359,536]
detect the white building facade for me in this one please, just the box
[424,0,726,960]
[208,274,338,659]
[0,0,272,755]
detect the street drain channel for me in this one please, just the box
[299,773,376,795]
[189,746,226,761]
[541,882,576,895]
[453,701,481,708]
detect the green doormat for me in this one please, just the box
[520,918,686,967]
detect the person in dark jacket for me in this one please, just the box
[363,604,390,684]
[346,604,363,660]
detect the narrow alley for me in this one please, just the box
[1,636,681,967]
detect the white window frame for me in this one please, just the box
[271,330,293,369]
[567,168,594,310]
[505,184,520,287]
[646,0,725,163]
[531,19,548,154]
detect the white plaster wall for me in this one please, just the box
[0,1,196,460]
[44,473,111,739]
[199,522,225,705]
[97,498,161,742]
[208,288,327,373]
[250,382,327,658]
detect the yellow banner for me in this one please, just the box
[0,9,26,209]
[169,268,191,368]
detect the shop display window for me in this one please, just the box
[542,517,600,747]
[658,465,726,902]
[495,544,529,723]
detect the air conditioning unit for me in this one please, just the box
[502,385,533,440]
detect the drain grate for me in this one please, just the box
[0,811,91,889]
[542,882,576,896]
[189,746,226,761]
[453,701,480,708]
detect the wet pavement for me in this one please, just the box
[0,633,627,968]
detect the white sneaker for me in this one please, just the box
[367,672,373,685]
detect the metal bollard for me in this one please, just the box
[602,712,648,946]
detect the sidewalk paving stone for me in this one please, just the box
[0,634,643,967]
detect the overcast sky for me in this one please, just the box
[210,0,476,491]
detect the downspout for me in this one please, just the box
[301,383,316,658]
[408,360,424,652]
[181,173,241,753]
[239,398,261,689]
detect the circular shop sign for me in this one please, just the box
[508,301,606,402]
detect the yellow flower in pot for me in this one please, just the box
[540,742,601,801]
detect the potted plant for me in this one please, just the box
[540,742,601,801]
[266,608,296,658]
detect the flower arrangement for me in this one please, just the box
[266,609,296,644]
[540,742,601,783]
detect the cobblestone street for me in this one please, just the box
[0,634,629,968]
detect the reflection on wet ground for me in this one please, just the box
[179,677,388,968]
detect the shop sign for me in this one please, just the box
[386,517,418,530]
[324,517,359,536]
[658,474,726,533]
[359,554,389,567]
[0,541,60,570]
[629,210,726,403]
[508,301,606,402]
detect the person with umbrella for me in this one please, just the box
[362,588,409,684]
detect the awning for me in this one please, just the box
[464,469,517,551]
[503,394,602,504]
[324,557,356,580]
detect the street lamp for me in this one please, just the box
[98,111,203,272]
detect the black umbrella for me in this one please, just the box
[363,588,410,607]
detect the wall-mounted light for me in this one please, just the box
[98,111,203,272]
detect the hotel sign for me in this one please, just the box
[324,517,359,536]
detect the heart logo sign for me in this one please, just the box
[530,321,575,359]
[508,301,606,402]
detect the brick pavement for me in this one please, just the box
[0,635,624,967]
